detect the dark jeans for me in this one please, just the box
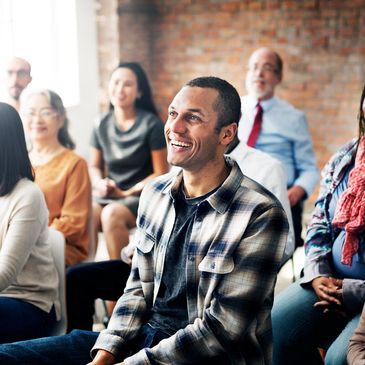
[291,199,304,248]
[0,297,56,344]
[0,325,227,364]
[66,259,130,331]
[272,280,359,365]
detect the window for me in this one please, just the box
[0,0,79,106]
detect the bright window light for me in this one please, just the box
[0,0,79,107]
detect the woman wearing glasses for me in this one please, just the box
[21,89,91,266]
[0,102,59,342]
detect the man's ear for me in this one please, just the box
[220,123,237,146]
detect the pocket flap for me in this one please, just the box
[198,255,234,274]
[135,231,155,254]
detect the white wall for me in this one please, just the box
[67,0,100,161]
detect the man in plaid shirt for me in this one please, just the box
[0,76,288,365]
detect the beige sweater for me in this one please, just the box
[0,178,59,317]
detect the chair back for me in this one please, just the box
[48,227,67,335]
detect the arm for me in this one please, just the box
[90,228,150,360]
[291,113,319,197]
[124,204,288,364]
[50,159,91,263]
[301,141,357,284]
[0,185,46,291]
[90,147,111,198]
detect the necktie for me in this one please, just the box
[247,103,263,147]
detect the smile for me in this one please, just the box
[170,140,192,148]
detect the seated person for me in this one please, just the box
[0,76,288,364]
[66,131,293,333]
[227,135,295,263]
[21,89,91,266]
[0,103,59,343]
[91,62,169,259]
[272,82,365,365]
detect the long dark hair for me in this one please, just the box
[0,102,34,196]
[24,89,75,149]
[109,62,158,115]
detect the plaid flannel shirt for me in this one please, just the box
[92,157,288,364]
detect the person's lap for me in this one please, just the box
[272,280,355,365]
[0,330,98,365]
[0,297,56,344]
[66,259,130,331]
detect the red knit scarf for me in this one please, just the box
[332,137,365,266]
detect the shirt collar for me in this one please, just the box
[161,157,244,214]
[246,94,277,113]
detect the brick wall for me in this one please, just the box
[96,0,365,205]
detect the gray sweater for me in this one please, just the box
[0,178,59,317]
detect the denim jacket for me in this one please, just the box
[302,139,365,311]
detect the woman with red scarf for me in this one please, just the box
[272,84,365,365]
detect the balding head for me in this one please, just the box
[5,57,32,109]
[245,48,283,100]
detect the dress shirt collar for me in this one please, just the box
[245,94,277,113]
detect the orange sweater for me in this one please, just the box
[33,150,91,266]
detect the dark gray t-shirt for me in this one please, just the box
[90,109,166,190]
[148,185,217,336]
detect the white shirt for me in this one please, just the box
[228,142,295,262]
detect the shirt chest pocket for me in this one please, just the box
[198,255,234,276]
[135,232,155,283]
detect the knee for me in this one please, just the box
[325,340,348,365]
[100,204,127,227]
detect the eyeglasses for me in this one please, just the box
[247,63,279,74]
[22,109,58,120]
[7,69,30,78]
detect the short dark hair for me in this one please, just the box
[0,102,34,196]
[109,62,158,115]
[185,76,241,132]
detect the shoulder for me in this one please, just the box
[94,111,113,129]
[57,150,89,173]
[225,160,283,212]
[272,97,305,119]
[137,109,163,127]
[11,179,46,208]
[326,139,357,168]
[61,149,87,164]
[144,170,176,193]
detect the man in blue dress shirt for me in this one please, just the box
[238,47,319,248]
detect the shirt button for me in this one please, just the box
[188,256,195,262]
[211,262,215,269]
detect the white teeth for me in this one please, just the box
[171,140,191,148]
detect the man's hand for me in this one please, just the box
[287,185,306,207]
[311,276,346,316]
[86,349,116,365]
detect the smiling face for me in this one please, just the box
[245,48,282,101]
[108,67,141,110]
[22,93,64,144]
[165,86,234,173]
